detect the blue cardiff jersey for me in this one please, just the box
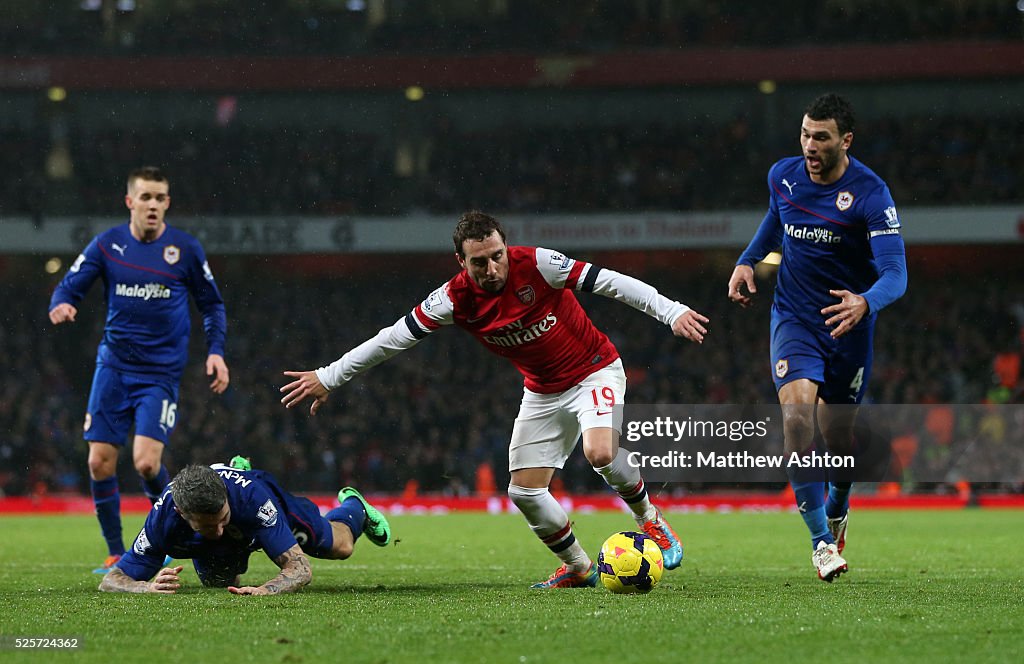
[739,156,905,331]
[49,224,226,379]
[117,465,298,581]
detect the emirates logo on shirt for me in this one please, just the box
[515,285,536,305]
[483,313,557,347]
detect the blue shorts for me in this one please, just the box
[84,365,179,445]
[278,492,335,559]
[770,307,874,404]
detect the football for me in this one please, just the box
[597,531,664,594]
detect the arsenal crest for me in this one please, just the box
[775,359,789,378]
[163,245,181,265]
[515,285,536,305]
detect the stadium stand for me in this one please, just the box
[1,0,1019,56]
[3,253,1021,498]
[1,0,1021,501]
[1,114,1023,218]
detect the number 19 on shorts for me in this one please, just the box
[591,387,616,416]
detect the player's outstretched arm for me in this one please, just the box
[47,303,78,325]
[581,264,707,336]
[671,309,710,344]
[206,353,230,394]
[281,312,436,416]
[98,565,184,594]
[280,370,330,416]
[727,264,757,307]
[228,545,311,596]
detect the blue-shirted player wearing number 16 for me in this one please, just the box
[727,94,907,582]
[48,167,229,574]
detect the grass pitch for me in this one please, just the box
[1,509,1022,663]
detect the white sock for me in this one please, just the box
[594,448,658,523]
[508,484,590,570]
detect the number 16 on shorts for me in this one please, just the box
[140,390,179,443]
[159,399,177,429]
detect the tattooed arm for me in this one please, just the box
[99,565,185,594]
[227,544,312,596]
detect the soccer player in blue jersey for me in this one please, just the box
[98,461,392,594]
[48,167,231,573]
[727,93,907,582]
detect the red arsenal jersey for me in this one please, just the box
[408,246,619,393]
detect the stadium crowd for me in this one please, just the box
[2,113,1023,219]
[2,0,1019,56]
[3,258,1021,498]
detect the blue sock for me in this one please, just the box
[91,477,124,556]
[140,465,170,504]
[826,482,853,519]
[326,497,365,540]
[791,480,832,549]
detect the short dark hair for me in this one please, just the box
[171,464,227,515]
[127,166,169,193]
[453,210,506,258]
[805,93,856,136]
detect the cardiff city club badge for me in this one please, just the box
[163,245,180,265]
[515,285,536,305]
[775,359,789,378]
[835,191,854,211]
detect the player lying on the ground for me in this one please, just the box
[98,459,390,595]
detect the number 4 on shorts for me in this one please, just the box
[849,367,864,394]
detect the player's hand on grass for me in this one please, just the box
[280,370,330,416]
[148,565,184,594]
[227,585,272,596]
[206,354,230,393]
[48,303,78,325]
[672,310,709,344]
[821,289,868,339]
[727,265,756,307]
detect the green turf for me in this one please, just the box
[1,510,1022,663]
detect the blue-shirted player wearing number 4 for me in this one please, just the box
[48,167,230,574]
[728,94,907,582]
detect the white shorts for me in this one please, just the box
[508,359,626,472]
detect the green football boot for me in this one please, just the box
[338,487,392,547]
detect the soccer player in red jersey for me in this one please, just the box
[280,211,709,588]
